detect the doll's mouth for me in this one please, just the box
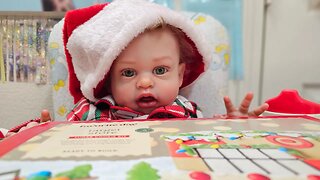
[136,96,158,109]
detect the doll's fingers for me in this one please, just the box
[223,96,237,114]
[249,103,269,117]
[239,92,254,113]
[40,109,52,123]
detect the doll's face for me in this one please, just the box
[110,28,185,114]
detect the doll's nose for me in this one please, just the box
[137,74,154,89]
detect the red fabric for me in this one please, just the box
[63,3,109,103]
[181,35,204,88]
[0,131,4,139]
[148,106,189,119]
[93,72,111,99]
[66,98,93,121]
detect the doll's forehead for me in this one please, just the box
[115,28,179,56]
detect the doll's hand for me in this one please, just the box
[40,109,52,122]
[224,92,269,117]
[19,109,52,132]
[5,110,52,137]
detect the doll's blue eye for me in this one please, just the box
[153,67,168,75]
[121,69,136,77]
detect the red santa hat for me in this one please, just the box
[63,0,211,103]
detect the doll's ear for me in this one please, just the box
[178,63,186,87]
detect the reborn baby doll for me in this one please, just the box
[4,0,268,137]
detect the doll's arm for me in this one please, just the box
[5,110,52,137]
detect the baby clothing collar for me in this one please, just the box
[67,95,203,121]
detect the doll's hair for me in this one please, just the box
[145,18,195,64]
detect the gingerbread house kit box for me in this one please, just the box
[0,117,320,179]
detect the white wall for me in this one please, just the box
[261,0,320,102]
[231,0,320,109]
[0,83,53,129]
[228,0,265,107]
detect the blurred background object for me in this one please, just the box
[42,0,75,11]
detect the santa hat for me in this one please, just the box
[63,0,211,103]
